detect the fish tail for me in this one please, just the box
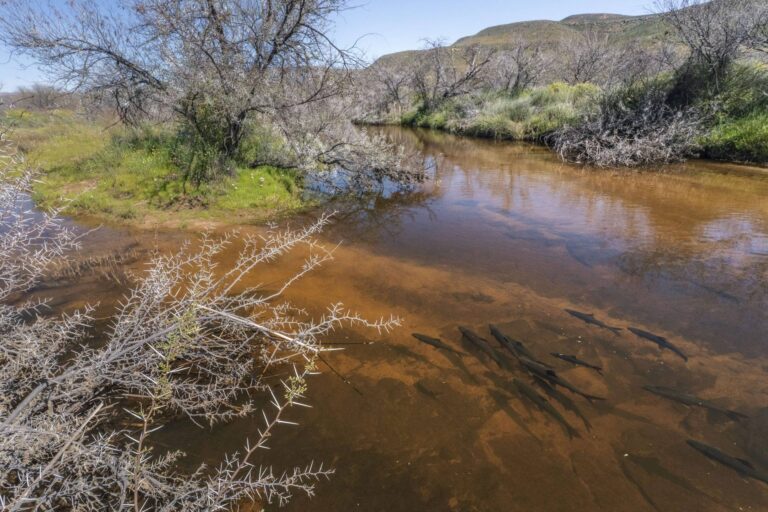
[609,326,623,336]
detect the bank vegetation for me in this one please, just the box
[0,0,424,225]
[357,0,768,168]
[0,124,398,509]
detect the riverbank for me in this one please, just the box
[3,109,310,229]
[399,83,598,142]
[38,125,768,512]
[375,76,768,168]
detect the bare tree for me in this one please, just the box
[607,43,682,88]
[359,60,414,121]
[0,130,400,509]
[559,31,613,85]
[412,40,496,109]
[657,0,760,96]
[745,1,768,54]
[0,1,411,186]
[489,40,547,93]
[14,84,61,110]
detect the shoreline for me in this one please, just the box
[361,118,768,171]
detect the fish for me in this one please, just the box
[519,356,606,402]
[513,378,579,438]
[628,327,688,362]
[643,386,748,422]
[565,309,622,336]
[411,333,466,356]
[550,353,603,375]
[458,326,510,370]
[489,324,536,361]
[687,440,768,484]
[565,242,593,268]
[534,376,592,431]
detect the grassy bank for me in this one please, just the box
[2,109,307,228]
[700,113,768,164]
[401,83,599,141]
[395,68,768,167]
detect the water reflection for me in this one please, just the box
[319,127,768,357]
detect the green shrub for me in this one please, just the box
[401,83,600,141]
[714,63,768,119]
[701,112,768,164]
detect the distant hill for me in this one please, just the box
[374,11,670,67]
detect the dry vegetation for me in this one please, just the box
[0,127,399,509]
[0,0,422,193]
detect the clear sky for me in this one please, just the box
[332,0,653,60]
[0,0,653,92]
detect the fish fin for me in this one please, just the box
[737,458,755,470]
[586,394,607,402]
[609,326,623,336]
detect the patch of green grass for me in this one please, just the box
[213,166,302,211]
[701,112,768,164]
[10,110,306,227]
[402,83,599,141]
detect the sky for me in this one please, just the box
[0,0,653,92]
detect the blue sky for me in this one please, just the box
[0,0,652,91]
[332,0,652,59]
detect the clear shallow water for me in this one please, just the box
[36,128,768,511]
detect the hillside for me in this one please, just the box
[374,11,669,66]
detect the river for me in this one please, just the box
[37,127,768,511]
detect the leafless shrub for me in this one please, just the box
[747,2,768,54]
[412,40,496,109]
[657,0,762,97]
[357,60,415,122]
[559,31,613,85]
[241,92,425,193]
[0,1,415,187]
[13,84,62,111]
[552,83,703,167]
[607,43,682,89]
[0,133,400,509]
[489,39,548,93]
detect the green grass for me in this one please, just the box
[3,109,306,227]
[214,166,302,212]
[701,112,768,164]
[402,82,599,141]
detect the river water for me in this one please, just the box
[40,127,768,511]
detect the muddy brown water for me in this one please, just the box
[36,127,768,511]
